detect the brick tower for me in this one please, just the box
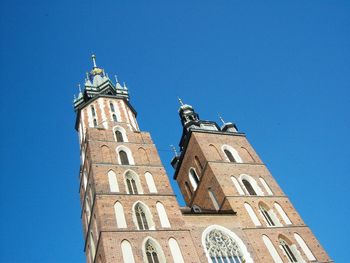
[171,101,332,263]
[73,56,200,263]
[73,56,331,263]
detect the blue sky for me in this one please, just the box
[0,1,349,262]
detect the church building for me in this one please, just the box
[73,56,332,263]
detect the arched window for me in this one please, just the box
[221,145,243,163]
[204,228,247,263]
[121,240,136,263]
[242,179,256,195]
[89,231,96,262]
[208,188,220,211]
[279,238,302,263]
[259,203,280,227]
[107,170,119,192]
[259,177,273,195]
[93,118,97,127]
[110,102,115,112]
[156,202,171,228]
[244,203,261,226]
[112,114,118,122]
[262,235,283,263]
[133,202,154,230]
[114,202,127,228]
[168,238,185,263]
[119,150,129,165]
[124,171,142,194]
[91,105,96,117]
[145,172,157,193]
[274,203,292,225]
[189,168,199,190]
[144,238,166,263]
[294,233,316,261]
[115,130,124,142]
[224,149,236,162]
[231,176,245,195]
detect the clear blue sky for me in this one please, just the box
[0,1,349,262]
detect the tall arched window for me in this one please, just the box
[259,177,273,195]
[231,176,245,195]
[279,238,302,263]
[205,229,245,263]
[112,114,118,122]
[110,102,115,112]
[91,105,96,117]
[262,235,283,263]
[124,171,142,194]
[168,238,185,263]
[208,188,220,211]
[242,179,256,195]
[89,231,96,262]
[156,202,171,228]
[93,118,97,127]
[224,149,236,162]
[294,233,316,261]
[114,202,127,228]
[144,238,166,263]
[145,172,157,193]
[133,202,154,230]
[119,150,129,165]
[274,203,292,225]
[107,170,119,192]
[121,240,136,263]
[259,203,280,227]
[189,168,199,190]
[244,203,261,226]
[115,130,124,142]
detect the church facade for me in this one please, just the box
[73,56,332,263]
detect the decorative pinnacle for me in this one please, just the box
[92,54,97,68]
[170,145,178,156]
[218,113,226,125]
[114,75,119,83]
[78,84,82,93]
[123,82,127,89]
[178,97,184,106]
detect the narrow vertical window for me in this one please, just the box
[242,179,257,195]
[259,177,273,195]
[144,239,165,263]
[125,171,142,194]
[119,150,129,165]
[208,188,220,211]
[294,233,316,261]
[169,238,185,263]
[121,240,136,263]
[110,102,115,112]
[112,114,118,122]
[134,203,151,230]
[259,205,276,226]
[231,176,245,195]
[189,168,199,190]
[115,130,124,142]
[279,239,298,263]
[93,118,97,127]
[156,202,171,228]
[224,149,236,162]
[145,172,157,193]
[114,202,127,228]
[91,105,96,117]
[244,203,261,226]
[274,203,292,225]
[108,170,119,192]
[262,235,283,263]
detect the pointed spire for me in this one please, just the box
[170,145,178,156]
[78,84,82,93]
[218,113,226,125]
[114,75,119,83]
[92,54,97,68]
[123,82,127,89]
[178,97,184,106]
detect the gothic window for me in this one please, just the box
[274,203,292,225]
[168,238,185,263]
[224,149,236,163]
[125,175,138,194]
[205,229,245,263]
[242,179,256,195]
[93,118,97,127]
[294,233,316,261]
[144,239,165,263]
[145,172,157,193]
[119,150,129,165]
[91,105,96,117]
[156,202,171,228]
[107,170,119,192]
[121,240,136,263]
[259,177,273,195]
[244,203,261,226]
[110,102,115,112]
[189,168,199,190]
[262,235,283,263]
[114,202,127,228]
[112,114,118,122]
[231,176,245,195]
[208,188,220,211]
[115,130,124,142]
[134,203,154,230]
[259,204,277,226]
[279,239,299,263]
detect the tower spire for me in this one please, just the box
[92,54,97,68]
[178,97,184,106]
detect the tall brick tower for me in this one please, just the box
[73,56,200,263]
[171,101,332,263]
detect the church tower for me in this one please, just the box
[171,101,332,263]
[73,56,200,263]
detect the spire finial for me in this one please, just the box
[92,54,97,68]
[218,113,226,125]
[86,72,89,79]
[123,82,127,89]
[114,75,119,83]
[178,97,184,106]
[170,145,178,156]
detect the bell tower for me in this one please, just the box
[73,56,200,263]
[172,101,332,263]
